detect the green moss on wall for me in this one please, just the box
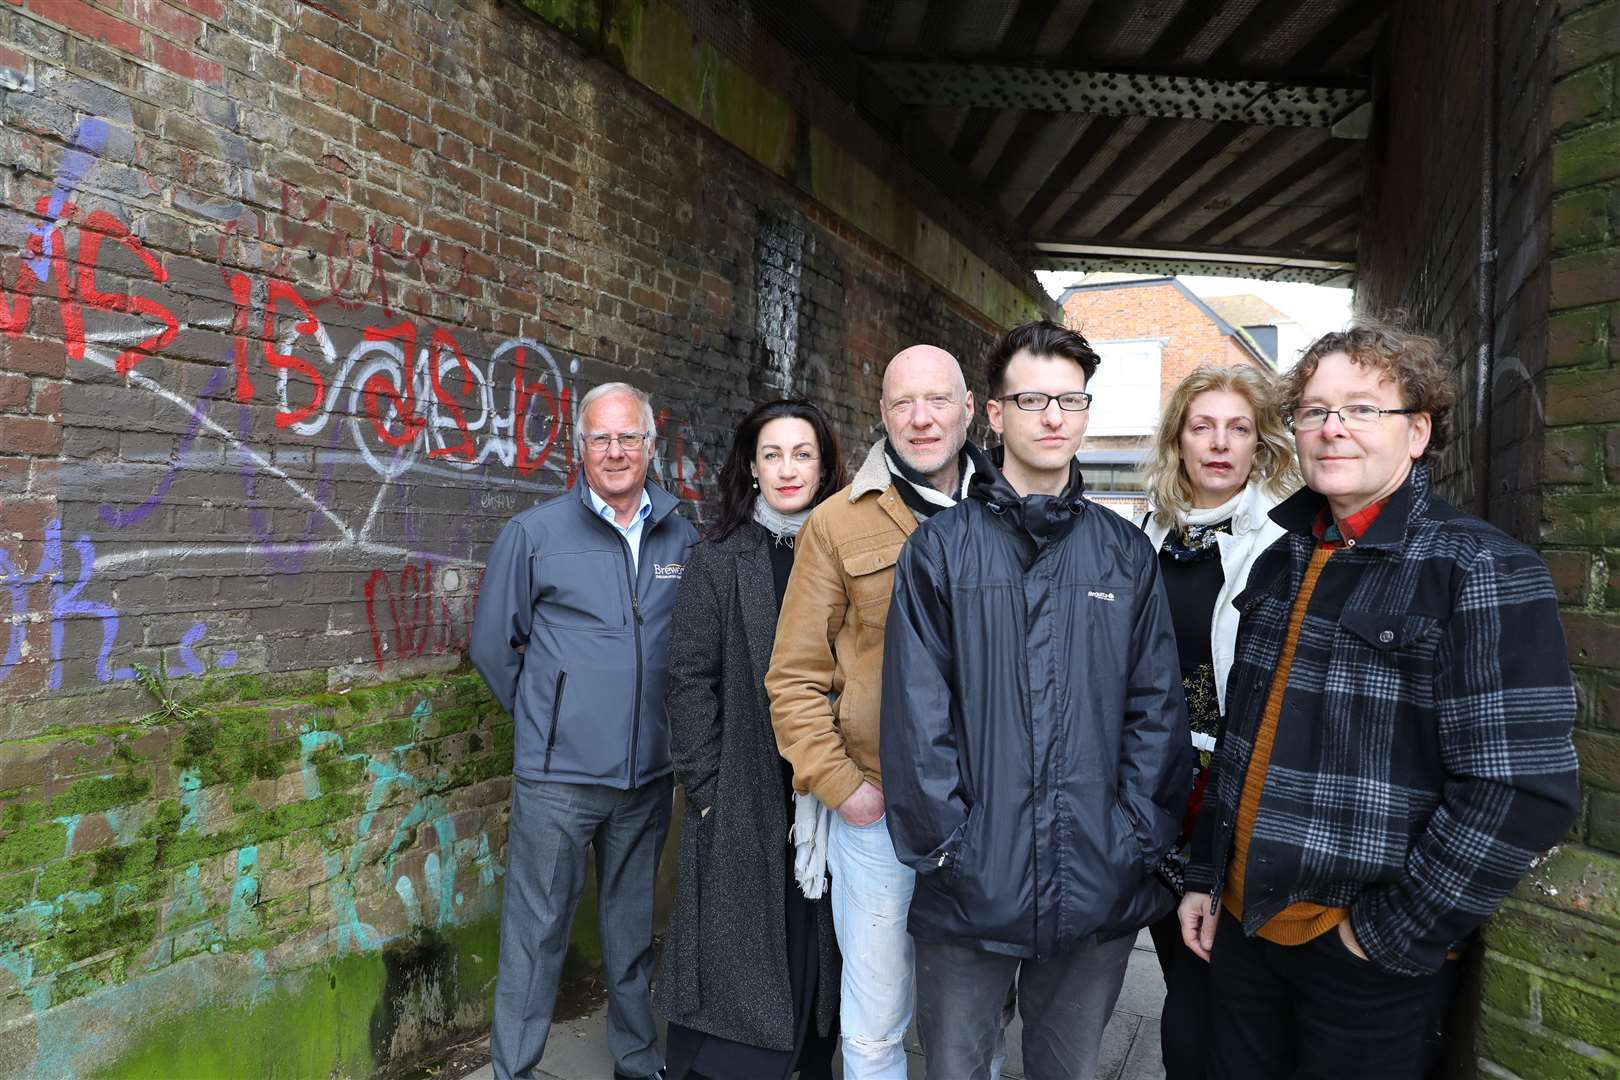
[94,915,503,1080]
[49,775,152,817]
[0,820,67,873]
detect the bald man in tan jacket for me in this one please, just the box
[768,345,993,1079]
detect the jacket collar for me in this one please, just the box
[1269,460,1432,552]
[850,439,893,500]
[575,474,682,527]
[969,445,1087,544]
[850,438,917,537]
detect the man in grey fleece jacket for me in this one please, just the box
[471,382,698,1080]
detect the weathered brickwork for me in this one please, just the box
[1358,1,1620,1076]
[0,0,1046,1073]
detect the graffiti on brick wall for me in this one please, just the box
[0,110,710,695]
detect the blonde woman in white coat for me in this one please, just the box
[1138,364,1298,1080]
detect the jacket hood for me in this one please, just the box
[968,445,1087,542]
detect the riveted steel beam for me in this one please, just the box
[868,61,1371,135]
[1034,242,1354,286]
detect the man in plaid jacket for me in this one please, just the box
[1177,321,1580,1080]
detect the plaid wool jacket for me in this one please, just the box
[1186,462,1580,976]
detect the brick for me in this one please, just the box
[1593,788,1620,853]
[1552,188,1613,251]
[1553,248,1620,307]
[1554,64,1616,132]
[0,414,58,455]
[25,0,142,56]
[1479,1013,1620,1080]
[0,372,28,409]
[139,0,200,42]
[281,33,350,84]
[1545,428,1601,483]
[1559,1,1620,77]
[1547,367,1620,425]
[149,36,221,84]
[1548,305,1611,366]
[1555,122,1620,192]
[1547,490,1620,545]
[9,15,66,62]
[1546,549,1594,604]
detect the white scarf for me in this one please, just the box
[754,492,832,897]
[791,793,833,899]
[1177,489,1244,529]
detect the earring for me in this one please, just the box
[752,478,759,489]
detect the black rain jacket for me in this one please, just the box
[879,454,1192,959]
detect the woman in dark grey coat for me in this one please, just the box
[656,400,847,1080]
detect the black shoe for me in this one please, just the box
[613,1070,666,1080]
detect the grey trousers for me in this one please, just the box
[914,932,1136,1080]
[490,773,673,1080]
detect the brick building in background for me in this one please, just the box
[1057,276,1274,518]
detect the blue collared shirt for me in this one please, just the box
[587,484,654,571]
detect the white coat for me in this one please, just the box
[1141,482,1288,719]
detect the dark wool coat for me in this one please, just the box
[653,522,839,1050]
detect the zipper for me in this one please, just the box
[544,671,568,772]
[623,528,647,788]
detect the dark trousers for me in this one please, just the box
[1208,911,1459,1080]
[1147,911,1211,1080]
[914,933,1134,1080]
[491,774,673,1080]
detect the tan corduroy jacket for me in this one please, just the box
[767,440,917,809]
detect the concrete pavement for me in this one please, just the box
[459,930,1169,1080]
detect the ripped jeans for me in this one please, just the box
[828,813,916,1079]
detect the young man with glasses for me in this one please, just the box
[880,320,1191,1079]
[1176,323,1580,1080]
[472,381,698,1080]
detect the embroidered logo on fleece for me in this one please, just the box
[654,563,685,580]
[1087,590,1116,602]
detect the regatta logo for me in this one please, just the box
[654,563,685,580]
[1087,590,1116,602]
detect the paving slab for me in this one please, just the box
[461,931,1169,1080]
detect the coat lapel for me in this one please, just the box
[736,531,779,693]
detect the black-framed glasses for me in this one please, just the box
[999,391,1093,412]
[1285,405,1419,431]
[584,431,651,452]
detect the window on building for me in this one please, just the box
[1086,339,1163,437]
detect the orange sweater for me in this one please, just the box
[1223,545,1347,945]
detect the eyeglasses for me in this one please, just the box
[998,391,1093,412]
[1285,405,1419,431]
[584,431,650,452]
